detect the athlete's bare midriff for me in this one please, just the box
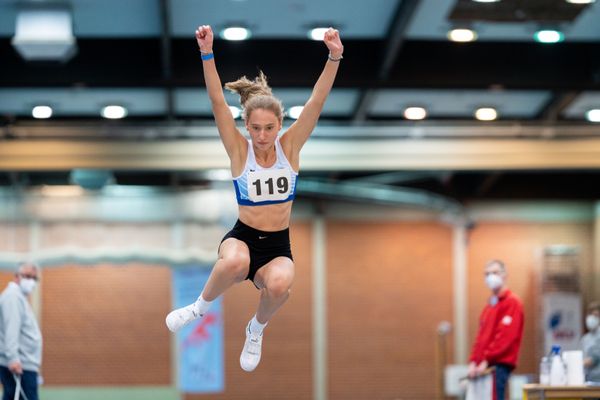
[238,201,293,232]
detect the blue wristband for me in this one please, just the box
[201,52,214,61]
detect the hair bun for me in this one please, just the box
[225,71,272,106]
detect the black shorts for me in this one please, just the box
[219,219,293,283]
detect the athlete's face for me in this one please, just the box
[246,108,281,150]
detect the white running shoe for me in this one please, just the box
[165,303,202,332]
[240,323,263,372]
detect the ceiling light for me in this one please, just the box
[204,169,232,181]
[534,30,564,43]
[308,27,329,41]
[32,105,52,119]
[585,109,600,122]
[475,107,498,121]
[40,185,84,197]
[403,107,427,120]
[12,8,77,62]
[447,28,478,43]
[229,106,241,119]
[565,0,595,4]
[288,106,304,119]
[220,26,251,41]
[101,105,127,119]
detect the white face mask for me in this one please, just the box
[586,314,600,331]
[485,273,503,291]
[19,278,37,295]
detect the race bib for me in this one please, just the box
[247,169,292,202]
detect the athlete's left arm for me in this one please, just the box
[282,28,343,156]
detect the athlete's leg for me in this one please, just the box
[165,238,250,332]
[240,256,294,371]
[253,256,295,323]
[202,238,251,300]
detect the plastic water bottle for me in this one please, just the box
[549,345,567,386]
[540,356,551,385]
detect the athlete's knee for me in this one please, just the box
[221,251,250,280]
[266,273,292,299]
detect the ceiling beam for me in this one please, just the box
[538,90,581,122]
[2,38,600,90]
[474,171,503,197]
[348,171,442,185]
[352,0,420,123]
[4,122,600,139]
[379,0,421,80]
[298,178,464,215]
[160,0,174,120]
[3,135,600,171]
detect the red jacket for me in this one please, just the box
[469,289,524,368]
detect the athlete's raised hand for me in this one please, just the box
[323,28,343,58]
[196,25,214,53]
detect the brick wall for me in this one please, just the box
[327,221,454,400]
[0,215,593,399]
[41,264,172,384]
[0,224,30,253]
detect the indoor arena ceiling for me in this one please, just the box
[1,0,600,201]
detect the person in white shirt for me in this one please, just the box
[581,301,600,382]
[0,262,42,400]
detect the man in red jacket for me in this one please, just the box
[468,259,524,400]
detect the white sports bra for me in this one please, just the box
[232,137,298,206]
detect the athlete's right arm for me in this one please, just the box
[196,25,246,161]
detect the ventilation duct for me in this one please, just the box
[11,7,77,61]
[70,169,114,190]
[449,0,590,22]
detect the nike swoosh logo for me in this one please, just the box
[258,236,268,239]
